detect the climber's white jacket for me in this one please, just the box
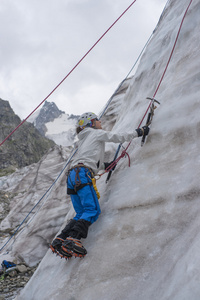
[71,128,138,174]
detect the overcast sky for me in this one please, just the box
[0,0,167,119]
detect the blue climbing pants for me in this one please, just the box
[67,166,101,224]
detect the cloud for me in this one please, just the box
[0,0,167,118]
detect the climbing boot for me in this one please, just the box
[68,219,91,239]
[62,237,87,258]
[50,219,77,258]
[50,237,72,259]
[58,219,77,239]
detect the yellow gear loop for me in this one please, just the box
[91,178,100,199]
[86,171,101,199]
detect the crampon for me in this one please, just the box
[61,237,87,258]
[50,237,72,260]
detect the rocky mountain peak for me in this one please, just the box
[33,101,64,136]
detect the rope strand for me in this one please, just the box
[0,1,139,253]
[138,0,193,129]
[0,0,193,252]
[103,0,193,176]
[0,0,137,147]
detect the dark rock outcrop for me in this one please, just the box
[0,99,55,176]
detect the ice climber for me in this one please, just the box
[50,112,149,258]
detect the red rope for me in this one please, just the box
[0,1,137,147]
[103,0,193,175]
[138,0,193,129]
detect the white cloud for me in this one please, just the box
[0,0,167,118]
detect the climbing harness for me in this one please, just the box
[67,164,100,199]
[67,165,92,194]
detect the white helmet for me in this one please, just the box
[77,112,98,129]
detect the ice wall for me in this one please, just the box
[2,0,200,299]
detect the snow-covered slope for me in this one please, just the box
[1,0,200,299]
[45,114,78,146]
[29,101,78,146]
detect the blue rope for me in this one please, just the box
[0,148,77,253]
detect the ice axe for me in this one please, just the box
[141,97,160,146]
[105,143,121,183]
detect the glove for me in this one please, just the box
[135,126,150,137]
[104,161,116,171]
